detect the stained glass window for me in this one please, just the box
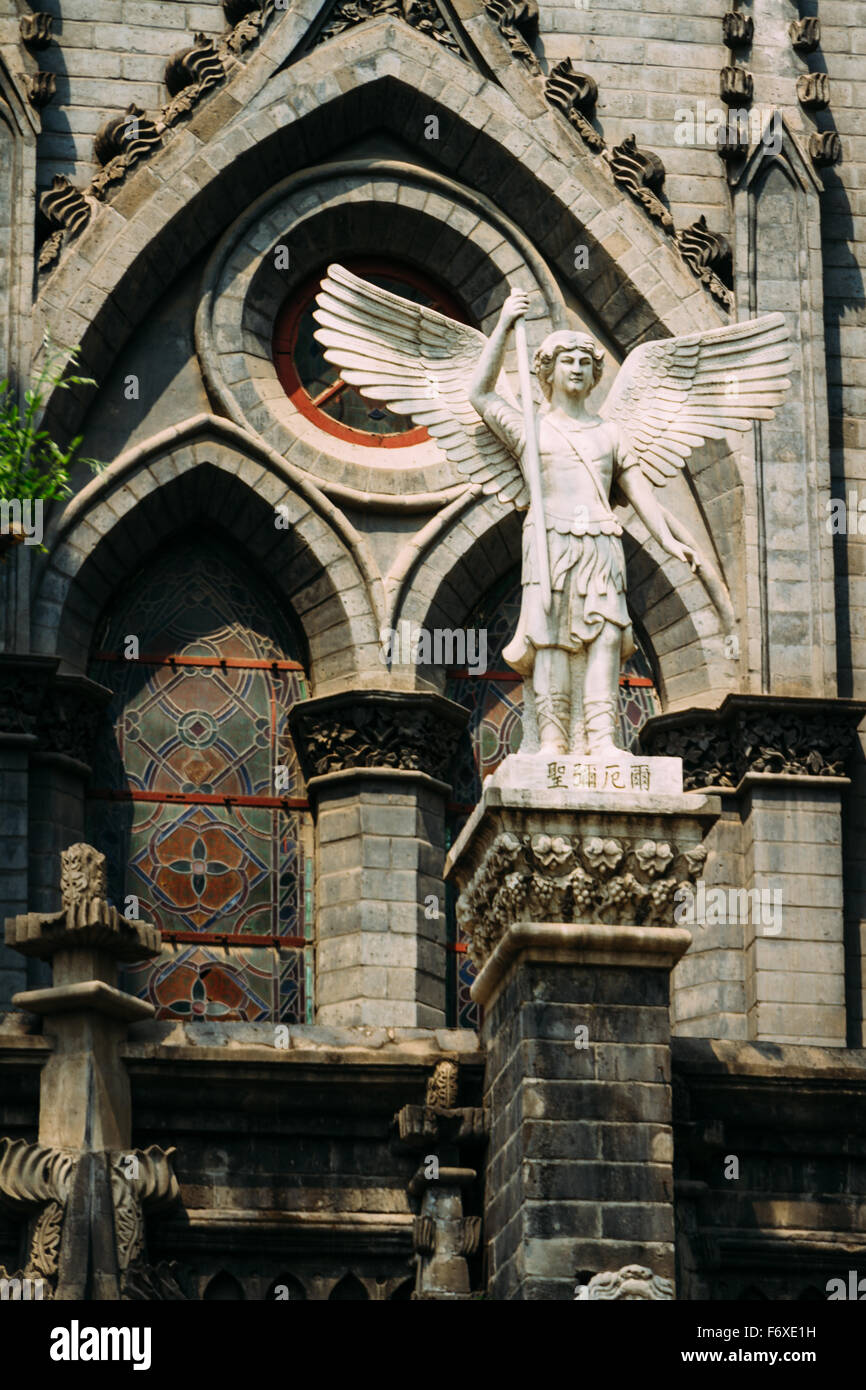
[86,537,314,1024]
[272,260,469,447]
[444,567,662,1029]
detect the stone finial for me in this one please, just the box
[93,104,161,167]
[545,60,605,153]
[797,72,830,110]
[720,65,753,105]
[483,0,540,75]
[5,841,160,963]
[60,842,107,912]
[164,34,225,98]
[575,1265,674,1300]
[19,12,53,48]
[809,130,841,168]
[606,135,674,233]
[789,17,820,55]
[676,215,734,310]
[23,71,56,108]
[722,11,753,49]
[39,175,93,239]
[425,1059,459,1110]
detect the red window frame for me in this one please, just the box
[272,258,469,449]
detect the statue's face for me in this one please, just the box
[550,347,595,402]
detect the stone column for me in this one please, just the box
[642,696,866,1046]
[446,758,719,1300]
[290,691,467,1027]
[0,843,184,1300]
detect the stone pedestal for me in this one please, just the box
[445,762,719,1300]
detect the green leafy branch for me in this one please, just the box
[0,332,105,505]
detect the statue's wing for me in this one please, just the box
[599,313,792,486]
[313,264,529,508]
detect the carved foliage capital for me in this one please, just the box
[289,691,467,783]
[457,831,707,967]
[639,697,866,791]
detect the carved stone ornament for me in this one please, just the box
[426,1059,459,1110]
[39,174,93,238]
[6,842,161,962]
[313,0,463,57]
[720,65,753,105]
[24,71,56,108]
[809,130,841,168]
[110,1146,183,1299]
[789,17,820,55]
[721,11,753,49]
[797,71,830,110]
[456,832,708,967]
[639,696,866,792]
[165,33,225,98]
[676,215,734,309]
[92,104,162,199]
[545,60,605,153]
[483,0,540,74]
[19,12,53,48]
[605,134,674,233]
[288,690,468,783]
[575,1264,674,1300]
[0,1139,74,1299]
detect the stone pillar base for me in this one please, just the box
[445,779,719,1300]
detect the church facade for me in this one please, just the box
[0,0,865,1300]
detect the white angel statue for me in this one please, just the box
[314,266,791,757]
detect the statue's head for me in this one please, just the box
[534,330,604,401]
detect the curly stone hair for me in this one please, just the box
[533,330,604,400]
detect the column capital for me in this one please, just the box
[639,694,866,793]
[288,689,468,786]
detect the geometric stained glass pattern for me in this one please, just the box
[444,567,662,1030]
[86,537,314,1024]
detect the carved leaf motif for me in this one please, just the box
[28,1200,65,1283]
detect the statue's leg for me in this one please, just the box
[583,622,622,755]
[534,647,570,754]
[569,650,587,755]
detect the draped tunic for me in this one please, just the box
[480,398,639,675]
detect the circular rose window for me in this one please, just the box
[272,260,469,448]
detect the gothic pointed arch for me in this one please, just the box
[34,18,724,454]
[31,418,382,690]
